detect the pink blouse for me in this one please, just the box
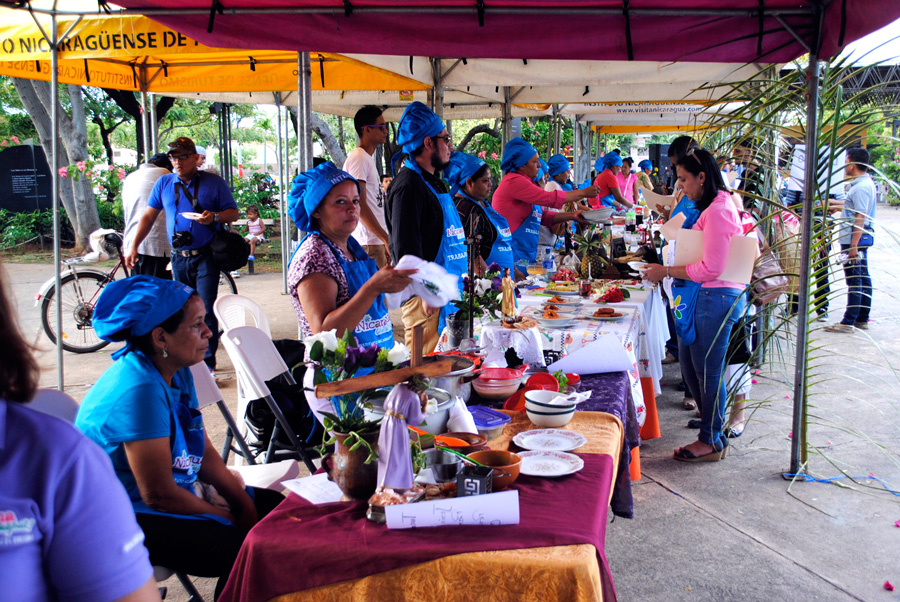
[685,190,743,289]
[493,172,567,232]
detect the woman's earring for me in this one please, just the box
[163,348,169,359]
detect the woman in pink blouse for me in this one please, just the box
[643,148,747,462]
[492,137,599,271]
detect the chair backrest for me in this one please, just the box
[27,389,80,423]
[221,325,292,400]
[189,362,223,411]
[214,294,272,337]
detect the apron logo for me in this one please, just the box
[357,313,392,334]
[498,228,511,238]
[0,511,36,542]
[172,449,203,475]
[445,226,465,239]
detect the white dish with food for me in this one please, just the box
[532,315,576,329]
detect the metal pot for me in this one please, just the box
[425,355,477,402]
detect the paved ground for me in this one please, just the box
[7,206,900,601]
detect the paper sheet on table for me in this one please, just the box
[641,188,675,214]
[672,230,758,284]
[546,335,633,375]
[282,473,344,504]
[385,490,519,529]
[658,212,686,241]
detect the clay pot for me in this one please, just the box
[322,430,380,501]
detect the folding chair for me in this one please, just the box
[220,326,318,473]
[29,389,206,602]
[213,294,272,336]
[190,363,301,487]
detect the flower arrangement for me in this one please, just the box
[304,328,410,462]
[450,262,504,321]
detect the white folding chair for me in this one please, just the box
[189,362,300,488]
[213,294,272,336]
[220,326,318,473]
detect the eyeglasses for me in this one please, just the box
[168,153,194,162]
[364,123,388,132]
[433,135,453,146]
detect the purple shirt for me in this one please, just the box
[0,401,152,601]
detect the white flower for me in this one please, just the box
[304,329,339,353]
[475,278,492,295]
[387,341,410,366]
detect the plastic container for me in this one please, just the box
[469,405,512,439]
[541,247,556,278]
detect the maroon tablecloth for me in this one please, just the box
[219,454,616,602]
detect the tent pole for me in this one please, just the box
[275,97,288,294]
[149,93,158,154]
[297,52,312,172]
[501,87,512,148]
[573,119,581,185]
[431,58,444,119]
[140,90,150,163]
[787,52,821,477]
[50,7,63,390]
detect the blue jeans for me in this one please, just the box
[682,288,747,449]
[839,244,871,325]
[171,250,220,368]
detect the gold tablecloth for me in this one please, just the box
[272,411,623,602]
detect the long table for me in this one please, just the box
[218,411,624,602]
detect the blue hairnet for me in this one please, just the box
[445,152,487,197]
[93,276,195,358]
[594,152,623,173]
[533,158,550,183]
[288,162,359,231]
[396,101,445,155]
[500,137,538,173]
[638,159,653,171]
[547,154,571,177]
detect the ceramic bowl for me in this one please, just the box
[467,450,522,490]
[525,404,576,428]
[524,389,576,410]
[472,376,524,400]
[437,431,488,455]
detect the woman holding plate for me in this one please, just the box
[642,148,747,462]
[493,137,598,272]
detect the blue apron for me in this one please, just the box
[598,194,617,208]
[404,159,467,333]
[510,203,542,268]
[457,191,515,274]
[132,387,237,524]
[301,231,394,349]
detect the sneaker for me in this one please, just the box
[854,321,869,330]
[230,270,241,278]
[823,323,854,333]
[816,313,829,322]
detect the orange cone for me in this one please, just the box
[630,446,641,481]
[639,376,661,441]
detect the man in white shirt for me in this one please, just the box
[344,105,391,268]
[122,153,172,279]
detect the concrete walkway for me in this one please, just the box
[8,207,900,601]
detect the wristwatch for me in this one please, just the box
[213,212,219,223]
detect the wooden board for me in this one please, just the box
[314,359,454,398]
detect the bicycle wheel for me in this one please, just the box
[41,271,112,353]
[218,270,238,296]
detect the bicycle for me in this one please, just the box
[35,229,238,354]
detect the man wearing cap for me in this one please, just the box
[345,105,392,269]
[385,101,466,352]
[122,152,173,280]
[125,136,239,372]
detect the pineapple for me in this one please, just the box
[573,227,608,279]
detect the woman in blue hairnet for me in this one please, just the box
[287,162,416,343]
[77,276,285,599]
[637,159,655,192]
[591,152,634,210]
[493,138,599,271]
[446,151,516,277]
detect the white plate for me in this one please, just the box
[513,429,587,451]
[180,212,204,220]
[541,297,582,306]
[533,316,576,329]
[592,314,627,321]
[582,208,614,223]
[627,261,648,272]
[519,451,585,477]
[544,288,579,296]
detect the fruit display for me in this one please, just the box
[572,229,608,279]
[552,267,579,282]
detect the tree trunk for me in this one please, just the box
[455,123,501,154]
[11,78,99,250]
[287,107,346,168]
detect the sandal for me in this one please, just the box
[682,397,697,411]
[673,445,727,462]
[687,419,702,429]
[725,426,744,438]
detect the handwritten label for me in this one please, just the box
[385,490,519,529]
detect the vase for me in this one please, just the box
[446,312,469,348]
[322,430,380,501]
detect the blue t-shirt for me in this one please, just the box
[1,401,152,601]
[148,171,237,250]
[671,197,701,230]
[76,351,200,503]
[839,174,876,245]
